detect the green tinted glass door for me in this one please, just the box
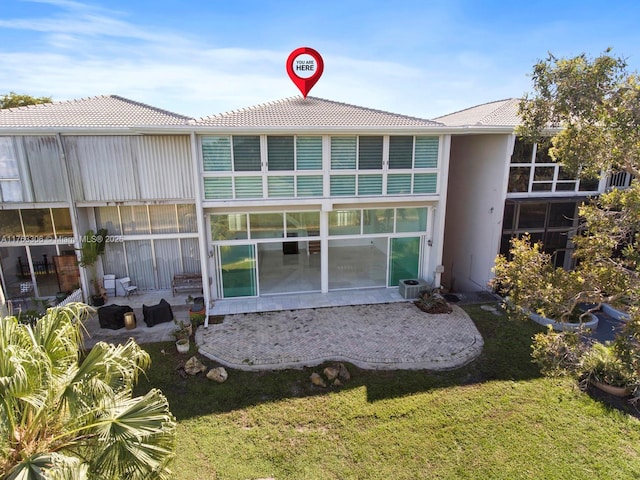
[388,237,420,286]
[219,244,257,297]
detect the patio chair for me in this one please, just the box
[103,274,116,297]
[117,277,138,297]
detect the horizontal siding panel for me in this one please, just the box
[136,136,193,200]
[22,136,66,202]
[63,136,138,201]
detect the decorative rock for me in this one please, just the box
[338,363,351,381]
[323,366,339,381]
[206,367,228,383]
[310,372,327,387]
[480,304,498,312]
[184,356,207,375]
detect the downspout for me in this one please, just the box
[432,134,451,288]
[189,132,211,327]
[56,133,87,299]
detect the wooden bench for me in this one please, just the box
[172,273,203,296]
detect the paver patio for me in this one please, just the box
[196,302,484,371]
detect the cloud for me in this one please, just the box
[0,0,531,119]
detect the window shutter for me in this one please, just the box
[358,136,383,169]
[235,177,263,198]
[389,136,413,169]
[357,174,383,195]
[387,174,412,194]
[296,136,322,170]
[267,136,294,171]
[330,175,356,196]
[297,175,323,196]
[268,176,295,197]
[414,137,438,168]
[203,177,232,199]
[233,136,261,171]
[331,137,356,169]
[413,173,438,193]
[202,136,232,171]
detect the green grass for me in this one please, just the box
[134,305,640,479]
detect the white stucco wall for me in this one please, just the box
[441,134,513,292]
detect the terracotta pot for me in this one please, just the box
[591,380,631,397]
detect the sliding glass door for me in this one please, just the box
[388,237,421,287]
[218,244,257,297]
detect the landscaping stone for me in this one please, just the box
[323,366,339,381]
[206,366,228,383]
[338,363,351,381]
[184,356,207,375]
[310,372,327,387]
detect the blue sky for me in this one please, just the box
[1,0,639,119]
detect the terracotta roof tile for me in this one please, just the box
[194,96,442,127]
[0,95,192,128]
[435,98,520,127]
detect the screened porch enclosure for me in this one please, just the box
[96,204,201,291]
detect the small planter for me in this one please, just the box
[601,304,631,322]
[591,380,631,397]
[529,312,599,332]
[175,338,190,354]
[91,295,105,307]
[124,312,136,330]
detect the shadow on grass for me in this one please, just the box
[132,304,548,421]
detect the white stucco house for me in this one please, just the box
[0,95,626,313]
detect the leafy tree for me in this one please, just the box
[518,48,640,179]
[0,92,52,109]
[494,50,640,325]
[0,303,176,479]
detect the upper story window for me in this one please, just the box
[95,204,198,235]
[0,208,72,239]
[202,134,439,200]
[0,137,22,202]
[508,139,598,195]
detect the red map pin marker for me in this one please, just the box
[286,47,324,98]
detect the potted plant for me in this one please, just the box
[173,319,192,353]
[580,343,636,396]
[190,312,206,331]
[78,228,108,306]
[492,235,599,331]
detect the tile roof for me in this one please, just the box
[435,98,521,127]
[194,96,442,127]
[0,95,192,128]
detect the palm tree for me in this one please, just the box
[0,303,176,479]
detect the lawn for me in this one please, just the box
[134,305,640,479]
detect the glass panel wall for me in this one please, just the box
[249,213,284,239]
[328,238,387,290]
